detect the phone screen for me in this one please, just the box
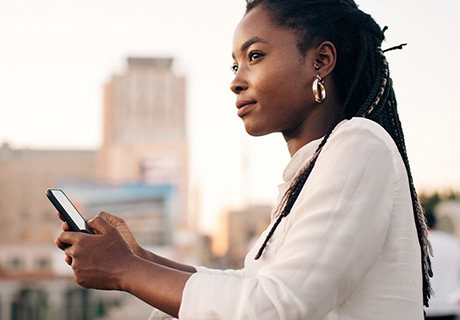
[46,188,93,233]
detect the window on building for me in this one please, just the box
[9,257,24,271]
[35,257,51,270]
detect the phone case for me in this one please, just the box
[46,188,94,234]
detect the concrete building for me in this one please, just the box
[0,56,191,319]
[97,57,189,228]
[215,205,272,269]
[0,273,125,320]
[0,146,177,320]
[0,143,96,247]
[0,143,100,319]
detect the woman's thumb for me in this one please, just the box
[87,216,113,235]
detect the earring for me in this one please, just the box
[312,74,326,104]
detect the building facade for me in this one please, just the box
[98,57,189,229]
[0,143,96,247]
[0,143,100,319]
[214,205,272,269]
[0,56,190,319]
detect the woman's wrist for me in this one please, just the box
[118,253,153,292]
[132,244,196,273]
[118,256,190,317]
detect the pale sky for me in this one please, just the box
[1,0,459,232]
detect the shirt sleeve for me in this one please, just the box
[193,266,245,278]
[179,120,404,319]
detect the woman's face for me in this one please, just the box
[231,5,318,138]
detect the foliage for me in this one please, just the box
[419,189,460,214]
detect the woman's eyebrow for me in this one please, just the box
[232,37,267,59]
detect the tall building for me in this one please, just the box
[0,57,191,319]
[98,57,189,228]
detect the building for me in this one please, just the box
[0,143,101,320]
[59,183,177,248]
[0,142,96,248]
[0,56,190,319]
[0,143,179,320]
[215,205,272,268]
[97,57,188,229]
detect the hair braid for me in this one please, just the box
[359,48,388,117]
[341,32,367,116]
[371,55,433,305]
[246,0,432,307]
[364,50,433,305]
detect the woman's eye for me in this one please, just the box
[231,64,239,74]
[249,51,263,62]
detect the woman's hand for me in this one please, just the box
[55,211,193,317]
[92,211,146,259]
[55,210,147,260]
[57,216,138,291]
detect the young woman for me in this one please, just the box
[56,0,432,319]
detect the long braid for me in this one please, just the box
[246,0,432,307]
[364,48,433,305]
[365,49,433,306]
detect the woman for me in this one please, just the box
[56,0,432,319]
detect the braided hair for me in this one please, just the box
[246,0,433,307]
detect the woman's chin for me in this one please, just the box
[243,123,273,137]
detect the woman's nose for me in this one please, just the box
[230,73,249,94]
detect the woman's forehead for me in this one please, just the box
[232,6,288,54]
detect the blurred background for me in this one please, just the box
[0,0,459,319]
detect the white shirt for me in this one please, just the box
[425,230,460,316]
[150,118,424,319]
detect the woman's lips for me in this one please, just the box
[236,100,256,117]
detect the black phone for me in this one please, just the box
[46,188,94,234]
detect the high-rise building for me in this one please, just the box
[98,57,189,228]
[0,57,191,319]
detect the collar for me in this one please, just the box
[282,137,323,183]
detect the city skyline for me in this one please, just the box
[1,0,459,232]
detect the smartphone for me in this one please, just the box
[46,188,94,234]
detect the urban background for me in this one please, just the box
[1,0,459,319]
[1,55,459,320]
[0,56,274,319]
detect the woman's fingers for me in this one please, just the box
[65,254,72,266]
[61,221,70,231]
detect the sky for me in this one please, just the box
[1,0,459,232]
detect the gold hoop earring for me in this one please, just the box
[312,74,326,104]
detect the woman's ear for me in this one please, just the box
[312,41,337,79]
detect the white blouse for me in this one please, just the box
[151,117,425,319]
